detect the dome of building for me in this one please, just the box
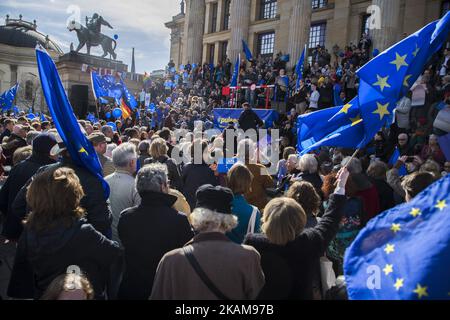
[0,14,63,54]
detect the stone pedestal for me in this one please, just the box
[56,52,134,118]
[287,0,312,69]
[228,0,251,63]
[371,0,401,52]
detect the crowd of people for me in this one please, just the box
[0,34,449,300]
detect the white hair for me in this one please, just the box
[136,163,168,194]
[112,142,137,168]
[298,154,318,174]
[341,156,363,174]
[189,208,238,233]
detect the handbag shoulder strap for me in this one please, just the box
[183,245,230,300]
[246,206,258,235]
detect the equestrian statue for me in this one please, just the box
[68,13,117,59]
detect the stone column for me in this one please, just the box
[183,0,206,64]
[371,0,401,52]
[228,0,251,63]
[287,0,312,69]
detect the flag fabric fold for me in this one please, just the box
[344,175,450,300]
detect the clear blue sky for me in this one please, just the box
[0,0,181,73]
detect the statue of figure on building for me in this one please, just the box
[67,12,117,59]
[180,0,185,14]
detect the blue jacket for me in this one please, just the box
[227,194,261,244]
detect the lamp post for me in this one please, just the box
[27,72,39,114]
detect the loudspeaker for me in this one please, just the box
[70,85,89,118]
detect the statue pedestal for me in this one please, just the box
[56,51,129,118]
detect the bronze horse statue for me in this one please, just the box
[68,19,117,59]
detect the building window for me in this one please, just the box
[208,44,215,64]
[220,41,228,63]
[309,23,327,48]
[312,0,327,10]
[442,0,450,17]
[258,32,275,57]
[260,0,277,20]
[25,80,33,101]
[210,2,218,33]
[223,0,231,30]
[362,14,371,37]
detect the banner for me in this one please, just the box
[144,93,151,107]
[213,108,279,130]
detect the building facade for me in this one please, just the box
[166,0,450,69]
[0,15,63,112]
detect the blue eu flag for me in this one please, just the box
[120,79,138,110]
[297,12,450,154]
[0,83,19,111]
[230,56,240,87]
[295,45,307,91]
[242,40,253,62]
[344,175,450,300]
[36,46,110,199]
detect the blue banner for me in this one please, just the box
[213,108,279,130]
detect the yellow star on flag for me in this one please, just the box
[413,45,420,57]
[337,103,352,115]
[403,74,412,88]
[372,102,391,120]
[394,278,404,291]
[79,147,88,155]
[391,223,401,233]
[373,75,391,92]
[435,200,447,211]
[390,53,409,71]
[413,284,429,299]
[350,114,362,126]
[410,208,422,218]
[383,264,394,276]
[384,244,395,254]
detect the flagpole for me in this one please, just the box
[236,54,241,109]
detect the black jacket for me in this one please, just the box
[181,163,219,210]
[370,177,396,212]
[144,155,183,191]
[0,128,11,143]
[238,109,264,132]
[9,157,113,239]
[244,194,346,300]
[118,191,194,299]
[0,153,56,239]
[7,219,120,299]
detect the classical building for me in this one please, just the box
[0,15,63,112]
[166,0,450,69]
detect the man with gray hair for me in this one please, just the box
[118,163,193,299]
[101,125,114,140]
[105,142,140,244]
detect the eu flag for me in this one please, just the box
[295,45,307,91]
[388,147,408,176]
[230,56,240,87]
[91,71,122,102]
[36,46,110,199]
[242,40,253,62]
[0,83,19,111]
[120,79,138,110]
[344,175,450,300]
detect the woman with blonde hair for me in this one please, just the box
[144,137,182,191]
[244,168,349,300]
[7,167,120,300]
[226,164,262,244]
